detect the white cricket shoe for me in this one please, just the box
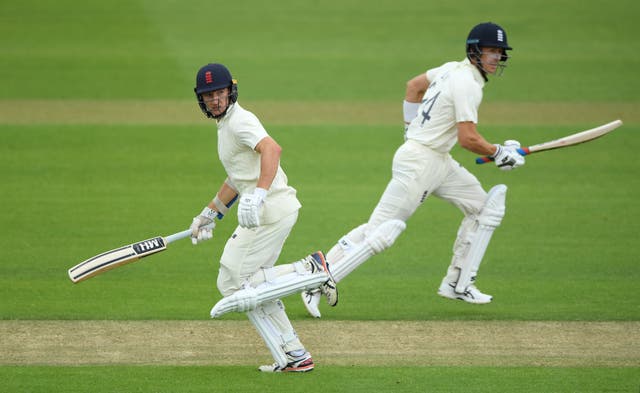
[259,351,314,373]
[301,289,322,318]
[307,252,338,307]
[437,281,492,304]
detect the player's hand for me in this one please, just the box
[190,207,217,245]
[504,140,521,149]
[491,140,525,171]
[238,188,267,229]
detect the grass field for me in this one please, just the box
[1,0,639,392]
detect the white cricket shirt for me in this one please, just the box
[405,58,485,154]
[216,102,301,224]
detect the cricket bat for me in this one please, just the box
[476,119,623,164]
[68,225,212,283]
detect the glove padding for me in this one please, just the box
[190,207,217,245]
[491,140,525,171]
[238,188,267,229]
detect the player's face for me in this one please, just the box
[202,87,230,116]
[479,47,504,74]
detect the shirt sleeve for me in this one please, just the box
[425,66,441,84]
[235,111,269,149]
[451,72,481,123]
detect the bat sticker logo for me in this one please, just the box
[133,237,165,254]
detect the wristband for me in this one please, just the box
[490,144,502,159]
[403,100,421,124]
[213,196,229,217]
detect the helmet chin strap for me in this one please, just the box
[469,52,489,82]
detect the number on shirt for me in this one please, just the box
[420,91,441,125]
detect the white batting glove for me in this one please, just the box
[238,188,267,229]
[491,140,525,171]
[190,207,217,245]
[504,140,521,149]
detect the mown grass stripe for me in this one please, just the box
[0,100,637,126]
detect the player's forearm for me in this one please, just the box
[257,150,280,190]
[460,137,496,156]
[255,137,282,191]
[206,180,238,218]
[404,74,430,127]
[405,74,429,102]
[210,181,238,209]
[457,122,497,156]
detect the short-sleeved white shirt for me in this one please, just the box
[216,102,301,224]
[405,58,485,154]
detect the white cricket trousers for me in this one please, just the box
[217,211,305,354]
[367,139,487,231]
[217,211,298,296]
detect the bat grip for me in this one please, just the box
[475,147,530,164]
[475,156,493,164]
[165,223,215,244]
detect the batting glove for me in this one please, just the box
[238,188,267,229]
[491,140,525,171]
[190,207,217,245]
[504,139,522,149]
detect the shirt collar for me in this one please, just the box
[462,57,485,87]
[215,102,238,125]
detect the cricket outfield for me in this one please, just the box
[1,118,638,392]
[1,0,639,391]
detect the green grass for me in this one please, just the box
[1,0,638,391]
[1,366,637,393]
[2,0,639,101]
[1,124,638,321]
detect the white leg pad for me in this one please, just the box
[325,224,367,271]
[331,219,406,282]
[247,301,293,368]
[211,267,329,318]
[443,215,476,284]
[454,184,507,293]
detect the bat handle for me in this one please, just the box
[475,156,493,164]
[165,223,215,244]
[475,147,530,164]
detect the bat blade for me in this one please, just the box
[524,119,622,154]
[68,236,167,283]
[475,120,622,164]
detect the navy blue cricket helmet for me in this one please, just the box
[194,63,238,119]
[466,22,512,62]
[466,22,512,79]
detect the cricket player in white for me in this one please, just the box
[302,22,524,317]
[189,63,337,372]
